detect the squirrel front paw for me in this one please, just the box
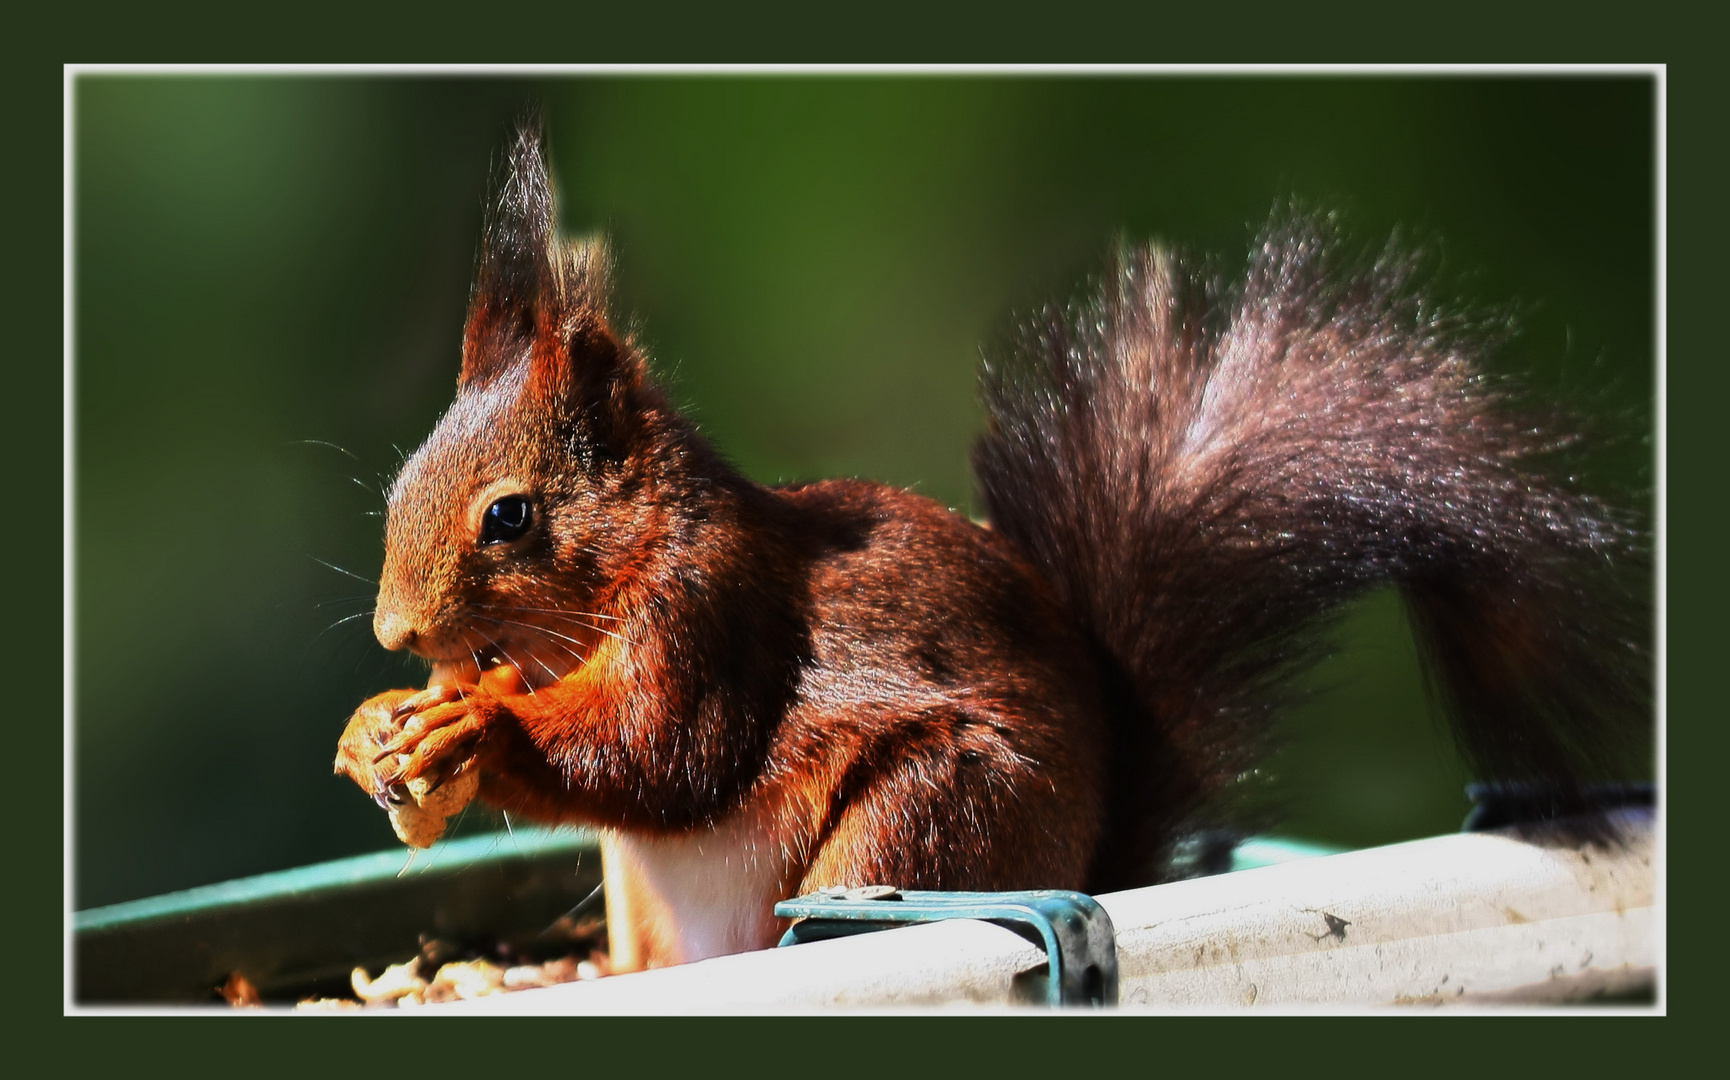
[373,696,494,790]
[336,687,484,848]
[336,665,525,848]
[334,688,419,797]
[373,664,522,784]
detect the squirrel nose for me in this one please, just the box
[373,609,418,652]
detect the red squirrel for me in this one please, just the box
[335,118,1651,972]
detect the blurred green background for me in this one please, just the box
[72,75,1654,909]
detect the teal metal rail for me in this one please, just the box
[73,828,603,1004]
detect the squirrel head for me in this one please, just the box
[373,115,707,685]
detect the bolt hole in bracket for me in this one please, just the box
[773,886,1118,1007]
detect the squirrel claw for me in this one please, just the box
[364,698,491,791]
[392,683,467,720]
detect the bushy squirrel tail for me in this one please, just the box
[973,214,1652,890]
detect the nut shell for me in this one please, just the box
[387,767,480,848]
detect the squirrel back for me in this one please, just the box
[336,120,1652,967]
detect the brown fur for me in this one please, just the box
[336,120,1651,968]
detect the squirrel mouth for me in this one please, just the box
[425,639,573,691]
[426,642,509,688]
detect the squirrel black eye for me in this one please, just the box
[479,495,533,545]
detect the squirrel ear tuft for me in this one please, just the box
[458,111,646,457]
[460,111,560,390]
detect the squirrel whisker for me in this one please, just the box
[308,555,377,587]
[471,615,601,656]
[474,602,628,622]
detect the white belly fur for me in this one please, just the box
[600,807,795,968]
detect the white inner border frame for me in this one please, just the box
[61,62,1667,1017]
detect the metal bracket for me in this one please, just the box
[773,886,1118,1007]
